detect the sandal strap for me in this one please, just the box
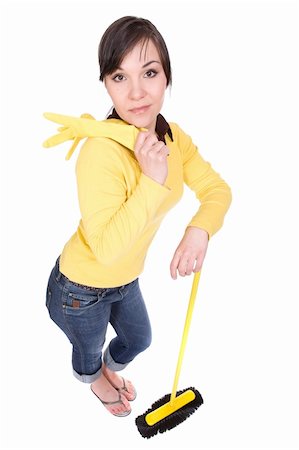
[118,377,128,393]
[100,373,136,400]
[91,386,124,406]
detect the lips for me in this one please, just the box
[129,105,151,114]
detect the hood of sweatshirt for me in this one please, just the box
[43,112,147,160]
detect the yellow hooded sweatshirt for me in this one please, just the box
[43,113,232,287]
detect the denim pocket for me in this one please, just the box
[63,291,106,315]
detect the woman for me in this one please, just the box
[44,16,232,417]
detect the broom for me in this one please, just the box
[135,271,204,438]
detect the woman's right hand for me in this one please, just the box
[134,131,169,185]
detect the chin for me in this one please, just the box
[125,118,144,128]
[120,107,157,130]
[132,120,148,129]
[129,116,155,131]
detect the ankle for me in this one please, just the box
[91,371,106,389]
[102,363,115,378]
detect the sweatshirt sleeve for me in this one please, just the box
[174,124,232,238]
[75,137,171,265]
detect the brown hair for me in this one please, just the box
[98,16,172,86]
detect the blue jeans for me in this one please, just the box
[46,256,152,383]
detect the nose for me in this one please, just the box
[128,79,146,101]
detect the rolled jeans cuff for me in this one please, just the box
[103,346,130,372]
[72,366,102,384]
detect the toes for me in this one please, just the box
[109,395,130,415]
[121,395,131,410]
[126,382,135,399]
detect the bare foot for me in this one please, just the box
[102,363,136,401]
[91,372,131,416]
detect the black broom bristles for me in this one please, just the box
[135,387,203,439]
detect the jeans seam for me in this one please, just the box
[61,285,87,376]
[109,311,130,361]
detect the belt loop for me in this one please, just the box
[118,285,125,297]
[55,269,62,283]
[55,256,62,282]
[101,288,108,298]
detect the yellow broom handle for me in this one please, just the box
[170,271,201,404]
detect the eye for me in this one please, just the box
[112,73,126,82]
[144,69,158,78]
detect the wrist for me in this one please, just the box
[186,226,209,240]
[143,172,166,186]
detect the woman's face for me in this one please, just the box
[104,39,168,133]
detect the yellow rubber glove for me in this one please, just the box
[43,112,147,160]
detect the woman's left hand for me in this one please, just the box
[170,226,209,280]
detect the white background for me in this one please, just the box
[1,0,298,449]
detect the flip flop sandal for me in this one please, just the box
[90,385,131,417]
[112,376,137,402]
